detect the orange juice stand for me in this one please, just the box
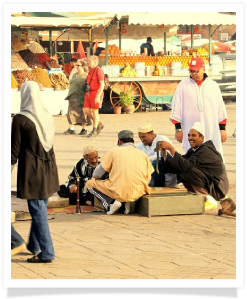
[98,54,222,112]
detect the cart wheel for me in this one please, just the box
[110,81,142,111]
[218,209,223,216]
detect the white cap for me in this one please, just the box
[138,123,153,133]
[191,122,205,136]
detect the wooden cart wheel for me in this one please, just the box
[110,81,142,111]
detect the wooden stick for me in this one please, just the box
[75,175,81,214]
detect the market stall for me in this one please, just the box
[10,12,236,113]
[90,12,236,111]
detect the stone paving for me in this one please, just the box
[11,103,236,280]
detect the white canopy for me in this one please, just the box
[127,12,236,26]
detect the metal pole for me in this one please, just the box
[163,32,166,55]
[105,26,109,65]
[191,25,194,49]
[89,28,93,56]
[209,24,212,65]
[49,30,52,57]
[119,25,121,50]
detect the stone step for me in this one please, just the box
[47,193,69,209]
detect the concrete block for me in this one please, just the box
[47,193,69,209]
[137,190,205,217]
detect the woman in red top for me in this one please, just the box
[84,55,105,138]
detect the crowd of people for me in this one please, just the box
[11,56,235,262]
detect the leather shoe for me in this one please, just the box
[27,256,52,263]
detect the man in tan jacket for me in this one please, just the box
[86,130,154,215]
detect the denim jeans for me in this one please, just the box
[27,198,55,261]
[11,224,25,249]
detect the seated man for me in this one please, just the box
[157,122,232,210]
[58,145,100,205]
[86,130,154,215]
[136,123,177,187]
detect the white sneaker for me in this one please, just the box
[174,182,184,189]
[124,202,136,214]
[106,200,122,215]
[205,195,218,210]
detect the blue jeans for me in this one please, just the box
[27,199,55,261]
[11,224,25,249]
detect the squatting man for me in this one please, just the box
[156,122,235,211]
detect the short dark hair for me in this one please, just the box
[198,132,203,137]
[70,58,77,63]
[119,138,134,143]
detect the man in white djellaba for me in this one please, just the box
[170,57,227,159]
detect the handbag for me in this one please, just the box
[82,67,97,93]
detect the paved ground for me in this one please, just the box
[11,102,236,280]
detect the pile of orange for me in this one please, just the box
[100,44,122,56]
[108,55,208,67]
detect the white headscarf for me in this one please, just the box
[18,81,55,152]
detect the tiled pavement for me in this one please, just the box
[11,103,237,280]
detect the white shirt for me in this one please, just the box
[170,77,227,157]
[136,134,176,184]
[136,134,173,162]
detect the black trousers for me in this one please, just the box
[57,185,94,205]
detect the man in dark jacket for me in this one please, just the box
[157,122,231,210]
[140,37,155,56]
[57,145,101,205]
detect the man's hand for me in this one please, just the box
[175,131,183,143]
[158,141,176,156]
[69,185,77,194]
[220,130,227,143]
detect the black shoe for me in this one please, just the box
[79,129,87,135]
[64,129,75,135]
[27,256,52,263]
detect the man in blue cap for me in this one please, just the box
[140,37,155,56]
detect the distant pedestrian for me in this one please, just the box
[69,58,78,80]
[84,55,105,138]
[64,59,92,135]
[11,81,59,263]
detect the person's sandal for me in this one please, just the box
[87,129,97,138]
[97,122,104,134]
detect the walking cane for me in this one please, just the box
[75,175,81,214]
